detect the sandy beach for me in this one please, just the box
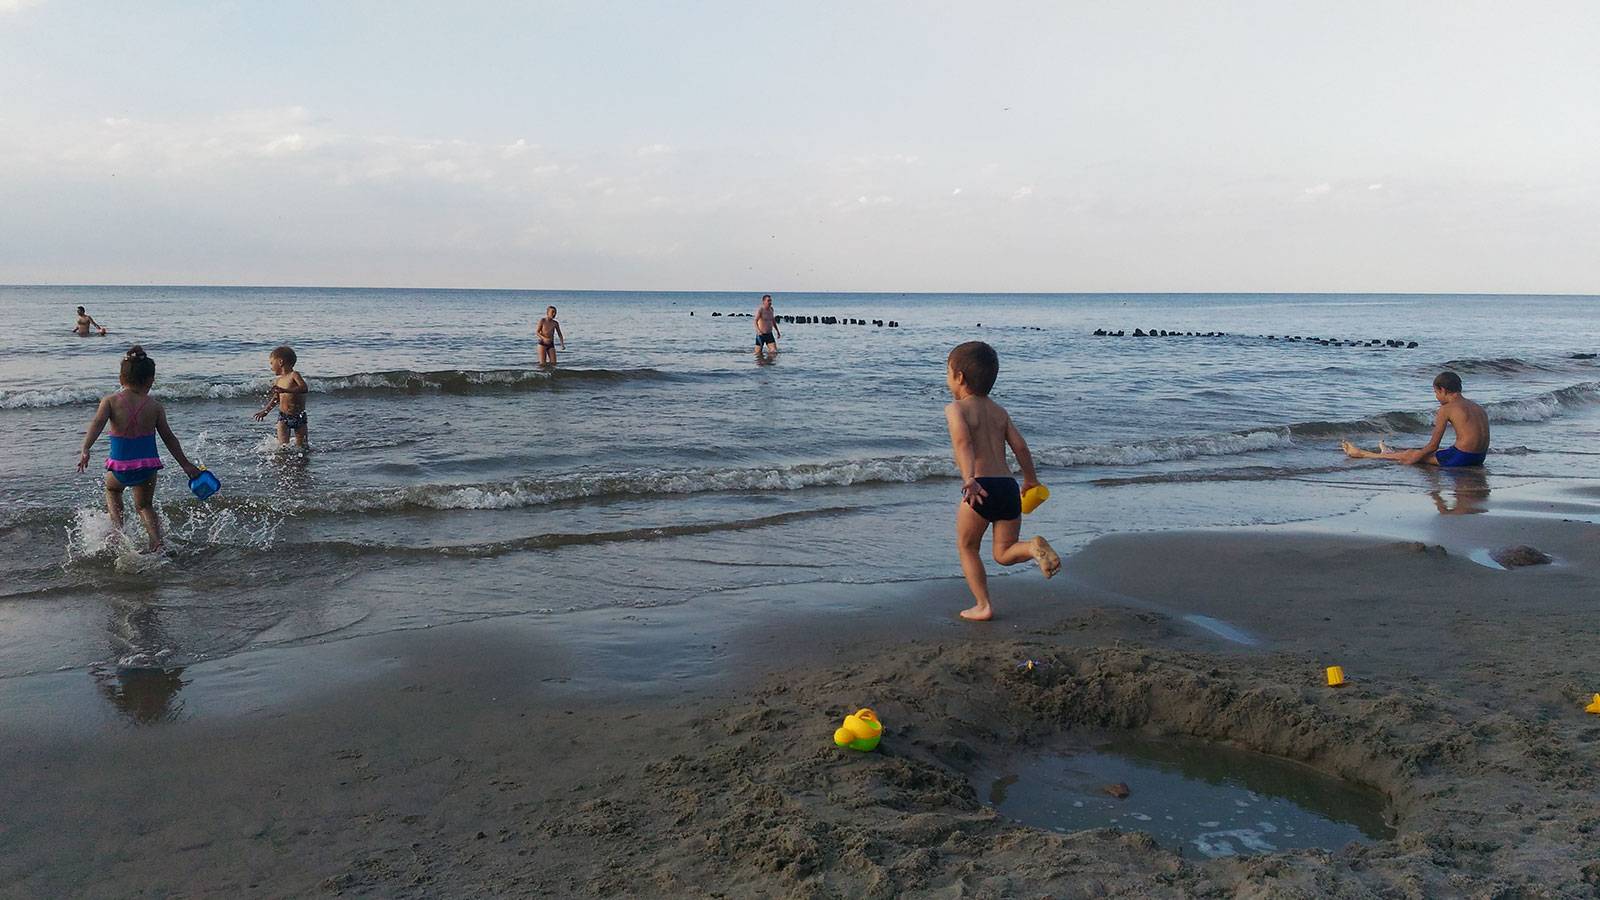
[5,477,1598,898]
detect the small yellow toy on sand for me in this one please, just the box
[833,708,883,752]
[1021,484,1050,515]
[1585,693,1600,715]
[1325,665,1346,687]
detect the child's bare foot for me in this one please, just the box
[959,603,993,622]
[1032,536,1061,578]
[1341,439,1363,458]
[1378,440,1392,453]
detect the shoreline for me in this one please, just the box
[5,478,1600,895]
[3,477,1600,890]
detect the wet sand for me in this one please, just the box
[4,483,1600,897]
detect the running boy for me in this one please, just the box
[1341,371,1490,467]
[536,306,565,365]
[252,345,310,446]
[76,346,203,553]
[944,341,1060,621]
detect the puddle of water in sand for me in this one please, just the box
[1181,614,1259,645]
[983,734,1393,858]
[1466,548,1508,570]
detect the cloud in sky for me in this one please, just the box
[0,0,46,14]
[1,2,1598,292]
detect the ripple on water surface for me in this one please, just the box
[981,734,1394,858]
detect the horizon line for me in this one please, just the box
[4,283,1598,299]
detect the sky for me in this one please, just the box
[1,1,1597,293]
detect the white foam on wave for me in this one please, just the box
[1483,382,1600,423]
[62,500,283,565]
[294,429,1300,513]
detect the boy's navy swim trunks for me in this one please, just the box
[969,476,1022,522]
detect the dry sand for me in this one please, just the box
[4,487,1600,898]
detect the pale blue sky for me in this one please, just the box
[2,1,1596,291]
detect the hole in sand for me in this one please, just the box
[980,733,1394,858]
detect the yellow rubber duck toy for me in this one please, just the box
[1586,693,1600,715]
[833,708,883,752]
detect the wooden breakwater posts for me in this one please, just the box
[694,312,900,327]
[1092,329,1418,348]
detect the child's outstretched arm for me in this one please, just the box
[155,406,201,479]
[945,404,987,507]
[1004,416,1042,491]
[556,323,565,349]
[76,397,113,472]
[252,386,279,420]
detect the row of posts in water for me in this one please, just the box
[693,311,899,327]
[1094,328,1419,348]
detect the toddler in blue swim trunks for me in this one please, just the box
[944,341,1060,622]
[76,346,204,553]
[1341,371,1490,468]
[253,345,310,447]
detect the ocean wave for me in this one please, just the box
[1483,382,1600,422]
[246,430,1297,514]
[0,367,674,409]
[1436,356,1554,374]
[1288,382,1600,437]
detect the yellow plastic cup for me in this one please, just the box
[1326,666,1346,687]
[1021,484,1050,515]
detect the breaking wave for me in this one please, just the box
[1289,382,1600,437]
[0,367,675,409]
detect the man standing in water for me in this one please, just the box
[536,306,565,366]
[73,306,107,336]
[754,294,780,359]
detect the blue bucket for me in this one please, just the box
[189,468,221,501]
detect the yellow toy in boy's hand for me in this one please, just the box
[833,708,883,752]
[1021,484,1050,515]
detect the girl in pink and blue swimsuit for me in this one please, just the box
[76,346,202,553]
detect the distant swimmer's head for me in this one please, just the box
[120,345,155,388]
[761,294,772,307]
[1433,370,1463,401]
[269,345,297,374]
[947,341,999,397]
[76,306,86,314]
[547,306,557,318]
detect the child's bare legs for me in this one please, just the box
[992,519,1060,577]
[955,503,995,621]
[131,480,161,552]
[958,511,1063,622]
[103,472,161,551]
[275,419,290,446]
[1341,439,1435,465]
[103,471,126,532]
[294,423,309,448]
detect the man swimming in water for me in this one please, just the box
[73,306,107,336]
[754,294,780,359]
[1341,371,1490,467]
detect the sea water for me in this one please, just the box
[2,287,1597,683]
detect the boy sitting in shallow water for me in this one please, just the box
[1342,371,1490,467]
[253,345,310,447]
[944,341,1060,621]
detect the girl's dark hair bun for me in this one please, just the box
[125,345,148,359]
